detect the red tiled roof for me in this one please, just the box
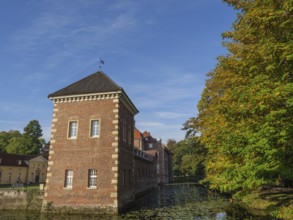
[134,128,143,139]
[142,131,150,137]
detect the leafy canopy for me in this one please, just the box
[4,120,45,155]
[189,0,293,192]
[168,137,207,181]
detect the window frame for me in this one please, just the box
[64,169,73,189]
[88,169,97,189]
[68,121,78,139]
[90,119,100,138]
[128,126,132,144]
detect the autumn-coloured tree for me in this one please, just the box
[190,0,293,192]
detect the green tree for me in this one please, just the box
[166,139,177,151]
[6,120,45,155]
[23,120,43,139]
[0,130,21,152]
[190,0,293,192]
[172,137,206,181]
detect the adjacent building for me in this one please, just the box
[0,153,48,184]
[134,128,173,184]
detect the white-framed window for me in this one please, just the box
[65,170,73,188]
[68,121,78,138]
[149,143,153,148]
[90,120,100,137]
[88,169,97,188]
[128,127,131,144]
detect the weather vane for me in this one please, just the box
[99,57,105,70]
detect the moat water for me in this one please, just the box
[1,183,272,219]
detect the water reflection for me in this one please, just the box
[128,184,209,210]
[121,184,230,219]
[0,184,273,219]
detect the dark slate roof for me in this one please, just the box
[48,71,122,98]
[0,153,36,167]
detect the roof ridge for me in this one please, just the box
[48,72,98,98]
[99,71,122,90]
[48,71,123,98]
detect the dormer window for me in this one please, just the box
[18,160,22,165]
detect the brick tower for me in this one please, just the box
[43,71,138,213]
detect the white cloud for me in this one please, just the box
[137,121,164,128]
[154,111,191,119]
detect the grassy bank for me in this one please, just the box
[238,187,293,219]
[0,183,40,190]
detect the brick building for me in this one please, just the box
[43,71,159,213]
[134,128,173,184]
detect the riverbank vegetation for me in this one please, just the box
[240,187,293,219]
[180,0,292,219]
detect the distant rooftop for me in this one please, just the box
[0,153,36,167]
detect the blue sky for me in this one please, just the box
[0,0,236,143]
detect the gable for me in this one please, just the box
[29,155,48,163]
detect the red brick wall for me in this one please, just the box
[133,156,157,195]
[44,98,118,212]
[43,93,166,213]
[117,100,135,210]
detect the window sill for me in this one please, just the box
[63,187,73,190]
[90,136,100,139]
[87,186,97,189]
